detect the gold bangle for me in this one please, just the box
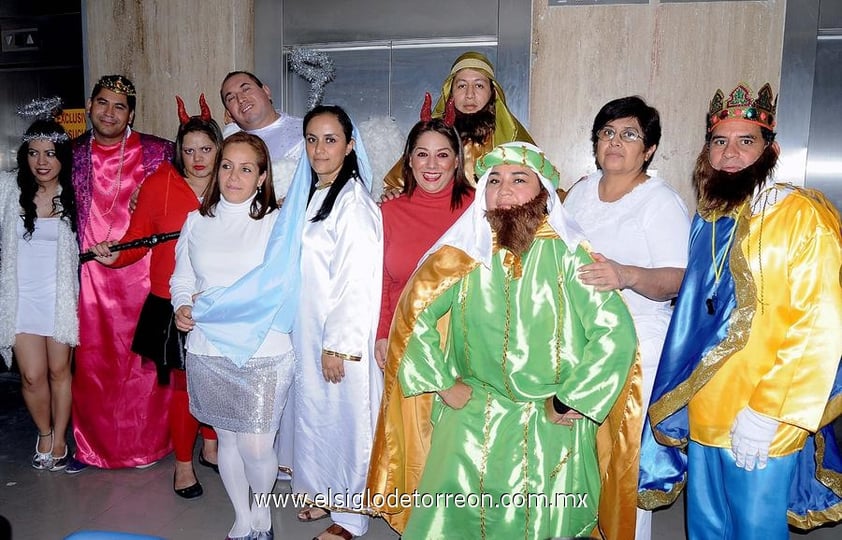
[322,348,362,362]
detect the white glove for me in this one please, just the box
[729,406,780,471]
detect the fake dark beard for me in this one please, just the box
[486,189,549,254]
[454,107,496,145]
[694,144,779,215]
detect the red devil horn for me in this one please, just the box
[175,95,189,125]
[198,93,211,122]
[443,98,456,127]
[420,92,432,122]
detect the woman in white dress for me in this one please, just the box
[171,132,290,540]
[563,96,690,540]
[291,105,383,540]
[0,114,79,471]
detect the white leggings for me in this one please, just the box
[216,428,277,537]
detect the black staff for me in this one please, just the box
[80,231,181,263]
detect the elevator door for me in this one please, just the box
[0,0,84,172]
[255,0,531,139]
[281,43,498,133]
[805,20,842,209]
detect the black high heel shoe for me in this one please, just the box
[198,451,219,474]
[173,472,203,499]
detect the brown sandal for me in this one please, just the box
[313,523,354,540]
[297,506,329,522]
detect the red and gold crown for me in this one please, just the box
[708,82,776,131]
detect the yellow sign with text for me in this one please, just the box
[57,109,87,139]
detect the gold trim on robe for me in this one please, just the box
[367,227,645,540]
[365,245,478,532]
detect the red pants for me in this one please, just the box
[169,369,216,462]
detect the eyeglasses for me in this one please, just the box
[596,127,645,144]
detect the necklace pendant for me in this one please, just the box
[705,296,716,315]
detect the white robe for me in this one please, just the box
[292,178,383,511]
[564,172,689,407]
[564,172,690,540]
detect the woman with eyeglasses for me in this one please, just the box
[563,96,690,540]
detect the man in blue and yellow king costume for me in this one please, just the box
[368,141,641,539]
[638,82,842,539]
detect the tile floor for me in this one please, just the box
[0,372,839,540]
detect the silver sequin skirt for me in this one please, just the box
[186,350,294,434]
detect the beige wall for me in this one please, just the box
[84,0,253,141]
[531,0,786,208]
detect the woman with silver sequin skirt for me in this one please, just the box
[171,132,291,540]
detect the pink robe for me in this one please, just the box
[71,130,174,468]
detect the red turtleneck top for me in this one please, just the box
[377,183,474,339]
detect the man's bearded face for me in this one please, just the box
[693,121,778,214]
[450,68,493,114]
[707,121,766,173]
[450,69,496,146]
[486,167,548,254]
[485,164,542,210]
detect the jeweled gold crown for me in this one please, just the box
[97,75,136,97]
[708,82,776,131]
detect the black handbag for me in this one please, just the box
[131,294,187,380]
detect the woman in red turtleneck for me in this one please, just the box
[374,118,474,367]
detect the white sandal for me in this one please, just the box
[31,429,54,470]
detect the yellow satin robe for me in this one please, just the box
[688,187,842,455]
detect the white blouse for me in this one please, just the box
[170,195,291,357]
[564,172,690,320]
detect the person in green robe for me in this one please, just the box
[383,141,638,539]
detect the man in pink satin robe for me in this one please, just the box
[67,75,174,472]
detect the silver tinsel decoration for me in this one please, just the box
[22,131,70,144]
[289,48,336,110]
[17,96,63,120]
[18,96,69,143]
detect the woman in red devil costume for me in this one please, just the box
[90,95,223,499]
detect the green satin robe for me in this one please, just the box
[398,236,637,540]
